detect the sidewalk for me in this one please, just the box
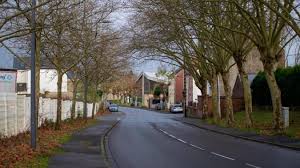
[175,117,300,150]
[48,112,124,168]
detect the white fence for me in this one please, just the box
[0,93,99,138]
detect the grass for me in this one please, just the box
[206,109,300,139]
[1,118,98,168]
[26,134,73,168]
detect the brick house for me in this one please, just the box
[168,69,184,108]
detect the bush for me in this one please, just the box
[153,86,162,97]
[251,65,300,107]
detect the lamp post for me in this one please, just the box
[30,0,37,150]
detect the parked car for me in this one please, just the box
[170,104,183,113]
[108,104,119,112]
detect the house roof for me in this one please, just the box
[136,72,169,84]
[13,57,54,70]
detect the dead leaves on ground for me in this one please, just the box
[0,118,97,168]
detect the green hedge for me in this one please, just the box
[251,65,300,107]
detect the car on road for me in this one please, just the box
[108,104,119,112]
[170,104,183,113]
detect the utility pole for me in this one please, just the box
[30,0,37,150]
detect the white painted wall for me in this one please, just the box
[17,69,68,94]
[192,79,202,102]
[168,79,175,107]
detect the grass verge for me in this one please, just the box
[0,118,98,168]
[206,109,300,139]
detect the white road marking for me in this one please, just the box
[246,163,261,168]
[190,144,205,151]
[158,128,204,148]
[168,134,177,139]
[176,138,187,143]
[158,128,241,163]
[211,152,235,161]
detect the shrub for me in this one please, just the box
[251,65,300,107]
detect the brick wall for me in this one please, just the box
[187,96,244,119]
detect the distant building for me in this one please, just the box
[14,57,69,99]
[168,69,184,107]
[135,72,169,107]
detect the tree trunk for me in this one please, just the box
[195,78,208,119]
[221,71,234,125]
[264,65,282,130]
[259,47,283,130]
[183,70,187,117]
[71,81,78,120]
[210,75,221,122]
[201,80,208,119]
[35,31,41,125]
[92,102,96,119]
[55,70,63,130]
[92,86,97,119]
[83,75,88,120]
[236,60,253,127]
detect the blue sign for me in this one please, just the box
[0,74,14,81]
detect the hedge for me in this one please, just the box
[251,65,300,107]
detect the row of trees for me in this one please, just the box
[129,0,300,130]
[1,0,130,130]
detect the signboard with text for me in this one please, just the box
[0,71,17,93]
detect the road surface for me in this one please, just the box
[108,107,300,168]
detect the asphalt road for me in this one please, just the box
[108,107,300,168]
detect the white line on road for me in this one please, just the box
[157,127,264,166]
[210,152,235,161]
[158,128,204,149]
[176,138,187,143]
[168,134,177,139]
[246,163,261,168]
[190,144,205,151]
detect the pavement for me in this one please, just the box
[175,117,300,150]
[48,112,124,168]
[108,107,300,168]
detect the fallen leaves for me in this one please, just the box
[0,118,97,168]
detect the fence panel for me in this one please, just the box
[87,104,93,117]
[0,94,96,138]
[6,94,17,137]
[0,93,7,137]
[24,97,31,132]
[16,95,26,133]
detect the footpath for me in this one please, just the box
[175,117,300,150]
[48,112,124,168]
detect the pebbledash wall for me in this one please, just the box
[0,93,98,138]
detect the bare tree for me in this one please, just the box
[77,0,118,119]
[0,0,51,42]
[42,1,87,129]
[230,0,294,130]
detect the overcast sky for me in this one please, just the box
[1,2,298,72]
